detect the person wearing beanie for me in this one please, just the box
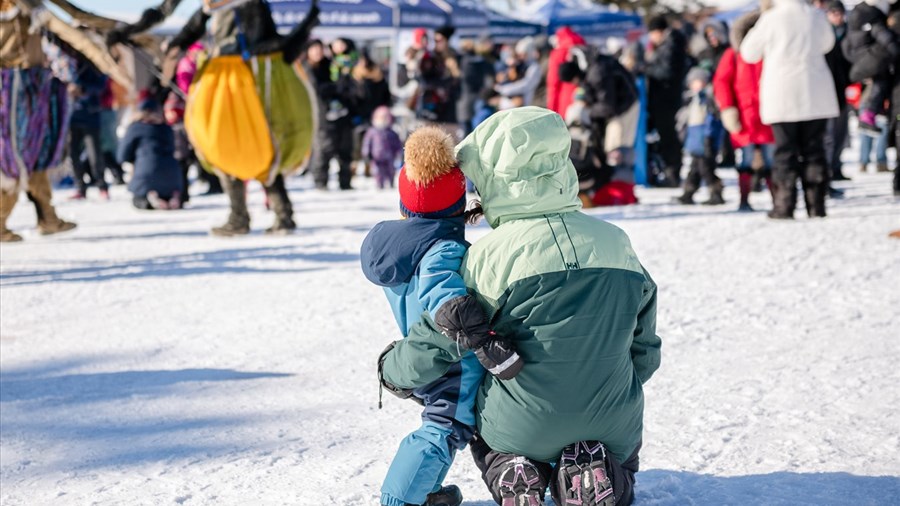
[675,67,725,205]
[117,91,184,210]
[645,14,689,187]
[360,126,524,506]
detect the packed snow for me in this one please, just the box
[1,163,899,505]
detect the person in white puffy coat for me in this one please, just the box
[741,0,839,219]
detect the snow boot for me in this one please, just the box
[877,162,890,173]
[264,175,296,235]
[212,176,251,237]
[673,181,697,205]
[422,485,463,506]
[738,173,753,211]
[25,177,77,236]
[476,336,524,381]
[553,441,616,506]
[804,183,827,218]
[1,187,22,242]
[701,181,725,206]
[497,456,547,506]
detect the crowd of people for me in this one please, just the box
[3,0,900,243]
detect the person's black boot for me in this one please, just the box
[497,456,547,506]
[553,441,616,506]
[265,175,297,235]
[422,485,463,506]
[211,176,250,236]
[701,181,725,206]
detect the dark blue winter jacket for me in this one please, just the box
[117,121,184,199]
[361,217,468,336]
[70,63,106,130]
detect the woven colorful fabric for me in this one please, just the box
[0,68,70,179]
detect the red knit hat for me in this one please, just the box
[398,127,466,219]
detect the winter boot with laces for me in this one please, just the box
[553,441,616,506]
[497,456,547,506]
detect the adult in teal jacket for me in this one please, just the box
[380,107,661,505]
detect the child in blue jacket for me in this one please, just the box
[676,67,725,206]
[360,127,523,506]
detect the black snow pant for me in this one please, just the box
[69,124,108,195]
[470,435,640,506]
[824,104,850,179]
[649,103,683,184]
[684,155,720,192]
[771,119,829,218]
[312,121,354,190]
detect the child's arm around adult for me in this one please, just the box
[416,240,495,351]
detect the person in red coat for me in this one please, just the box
[547,26,587,116]
[713,8,776,212]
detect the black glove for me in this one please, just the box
[433,295,493,350]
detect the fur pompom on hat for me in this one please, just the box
[399,127,466,219]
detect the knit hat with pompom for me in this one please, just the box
[398,127,466,219]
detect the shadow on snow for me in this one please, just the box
[464,470,900,506]
[0,246,359,286]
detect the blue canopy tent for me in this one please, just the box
[486,8,541,42]
[269,0,449,38]
[443,0,491,38]
[492,0,643,42]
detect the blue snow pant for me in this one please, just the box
[381,352,485,506]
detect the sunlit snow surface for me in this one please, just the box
[2,162,898,505]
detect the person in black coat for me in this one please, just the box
[645,15,689,187]
[304,38,359,191]
[117,97,184,210]
[457,38,495,136]
[823,1,853,182]
[843,0,900,134]
[69,55,109,200]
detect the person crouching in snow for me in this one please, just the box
[117,94,184,210]
[360,127,524,506]
[362,106,403,190]
[675,68,725,205]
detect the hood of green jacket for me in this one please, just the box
[456,107,581,228]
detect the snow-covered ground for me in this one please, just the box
[1,163,898,505]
